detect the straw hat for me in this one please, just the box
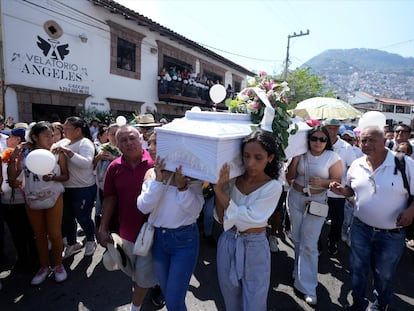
[103,233,133,278]
[135,114,161,127]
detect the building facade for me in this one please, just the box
[349,91,414,129]
[1,0,253,123]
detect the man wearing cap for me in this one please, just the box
[134,114,161,150]
[330,125,414,311]
[98,125,162,311]
[342,130,363,158]
[323,118,357,255]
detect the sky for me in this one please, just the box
[116,0,414,75]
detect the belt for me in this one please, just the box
[231,226,266,234]
[357,218,403,233]
[371,226,402,233]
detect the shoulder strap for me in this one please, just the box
[394,152,410,195]
[149,172,174,224]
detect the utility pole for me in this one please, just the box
[283,29,310,81]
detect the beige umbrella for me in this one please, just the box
[290,97,362,120]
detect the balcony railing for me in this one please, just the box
[157,78,229,110]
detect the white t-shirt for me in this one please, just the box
[347,150,414,229]
[62,138,96,188]
[138,176,205,229]
[294,150,341,189]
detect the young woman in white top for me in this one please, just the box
[286,125,341,306]
[214,129,283,311]
[53,116,97,258]
[8,121,69,285]
[137,156,204,311]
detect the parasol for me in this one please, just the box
[290,97,362,120]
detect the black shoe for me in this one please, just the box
[151,285,165,309]
[328,241,338,255]
[345,298,369,311]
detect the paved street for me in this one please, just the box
[1,223,413,311]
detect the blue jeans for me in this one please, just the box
[62,185,97,245]
[288,188,327,297]
[217,229,270,311]
[153,223,199,311]
[350,218,406,307]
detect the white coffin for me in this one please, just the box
[156,111,252,183]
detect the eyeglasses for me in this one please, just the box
[395,130,409,134]
[310,136,328,143]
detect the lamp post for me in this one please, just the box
[283,29,310,81]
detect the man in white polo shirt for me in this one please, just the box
[330,125,414,311]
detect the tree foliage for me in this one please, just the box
[284,67,335,106]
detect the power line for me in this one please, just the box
[196,42,284,63]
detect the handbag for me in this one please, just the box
[133,172,174,256]
[307,201,329,218]
[303,153,328,218]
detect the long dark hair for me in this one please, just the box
[65,116,92,141]
[241,129,282,180]
[30,121,53,147]
[307,125,333,151]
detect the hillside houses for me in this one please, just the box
[348,91,414,129]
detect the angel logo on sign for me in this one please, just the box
[37,36,69,61]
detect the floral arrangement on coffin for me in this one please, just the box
[225,71,298,158]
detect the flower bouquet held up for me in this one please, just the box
[225,72,298,158]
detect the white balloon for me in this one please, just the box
[116,116,127,126]
[25,149,56,176]
[209,84,227,104]
[358,111,386,130]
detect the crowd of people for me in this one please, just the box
[158,66,234,102]
[0,112,413,311]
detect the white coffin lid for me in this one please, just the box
[156,110,252,139]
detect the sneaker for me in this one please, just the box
[151,285,165,309]
[54,264,67,283]
[328,241,338,255]
[269,235,279,252]
[31,266,50,285]
[304,294,317,305]
[63,242,83,259]
[84,241,97,256]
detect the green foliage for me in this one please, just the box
[225,72,297,159]
[285,67,335,106]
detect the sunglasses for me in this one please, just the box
[310,136,328,143]
[395,130,409,134]
[343,138,355,143]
